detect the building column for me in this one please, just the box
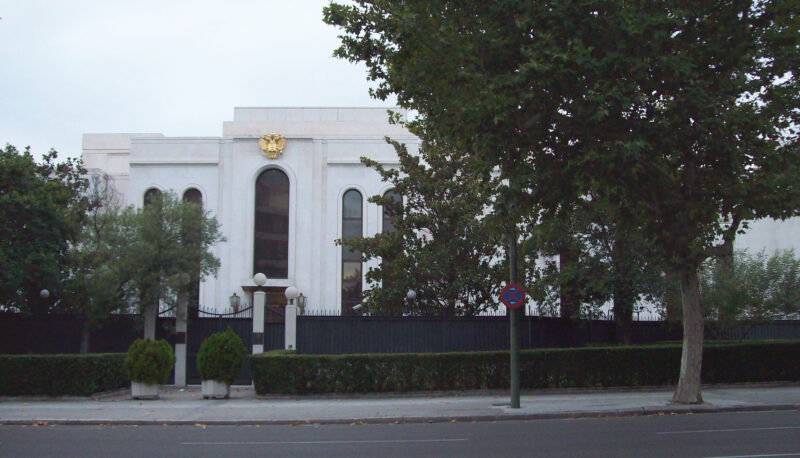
[174,296,187,387]
[285,300,297,351]
[253,290,265,354]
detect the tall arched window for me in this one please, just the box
[183,188,203,313]
[254,169,289,278]
[341,189,363,314]
[143,187,161,206]
[183,188,202,206]
[382,189,402,233]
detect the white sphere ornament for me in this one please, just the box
[406,289,417,300]
[39,289,50,299]
[284,286,300,300]
[253,273,267,286]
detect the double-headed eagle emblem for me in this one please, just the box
[259,133,286,159]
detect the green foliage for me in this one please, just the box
[339,138,503,315]
[0,145,88,314]
[123,338,175,384]
[62,172,126,332]
[252,341,800,394]
[700,250,800,337]
[524,198,665,324]
[0,353,126,396]
[116,191,224,315]
[326,0,800,400]
[196,327,246,384]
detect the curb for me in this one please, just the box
[2,403,797,427]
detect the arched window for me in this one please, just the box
[382,189,402,233]
[182,188,203,313]
[341,189,363,314]
[182,188,202,206]
[253,169,289,279]
[143,187,161,206]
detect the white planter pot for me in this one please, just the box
[131,381,159,400]
[202,380,230,399]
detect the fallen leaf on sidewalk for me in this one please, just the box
[194,423,207,429]
[32,421,48,427]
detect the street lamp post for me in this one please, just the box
[284,286,300,351]
[406,288,417,312]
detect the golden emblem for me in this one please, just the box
[258,133,286,159]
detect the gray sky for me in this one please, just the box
[0,0,391,161]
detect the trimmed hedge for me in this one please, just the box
[0,353,127,396]
[251,341,800,394]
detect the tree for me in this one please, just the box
[62,172,126,352]
[0,145,87,314]
[700,249,800,339]
[325,0,800,403]
[116,191,224,338]
[524,196,665,343]
[340,137,503,315]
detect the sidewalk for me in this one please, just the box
[1,384,798,426]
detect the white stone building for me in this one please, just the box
[83,107,418,314]
[82,106,800,317]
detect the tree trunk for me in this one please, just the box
[673,267,704,404]
[612,237,633,345]
[664,272,682,321]
[613,289,634,345]
[143,304,156,340]
[79,320,90,354]
[558,245,580,321]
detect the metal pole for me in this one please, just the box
[509,228,520,408]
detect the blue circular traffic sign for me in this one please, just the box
[500,283,525,309]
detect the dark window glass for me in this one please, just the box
[381,189,402,291]
[182,188,203,313]
[341,189,362,314]
[254,169,289,278]
[382,189,402,233]
[144,188,161,206]
[183,188,202,205]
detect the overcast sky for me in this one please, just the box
[0,0,391,161]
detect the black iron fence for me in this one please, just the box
[294,315,684,354]
[2,311,799,363]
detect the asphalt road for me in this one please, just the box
[1,410,798,457]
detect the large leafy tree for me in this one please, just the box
[325,0,800,403]
[0,145,87,314]
[117,191,224,338]
[525,196,665,343]
[62,172,126,352]
[341,136,503,316]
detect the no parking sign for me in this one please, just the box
[500,283,525,309]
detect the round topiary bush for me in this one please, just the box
[124,338,175,385]
[197,327,246,385]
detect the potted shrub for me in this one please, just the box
[196,327,246,399]
[124,338,175,399]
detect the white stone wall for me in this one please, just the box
[82,106,795,314]
[82,107,417,312]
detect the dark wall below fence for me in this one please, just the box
[295,316,687,354]
[2,313,799,362]
[0,313,175,354]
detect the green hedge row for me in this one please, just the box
[251,341,800,394]
[0,353,127,396]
